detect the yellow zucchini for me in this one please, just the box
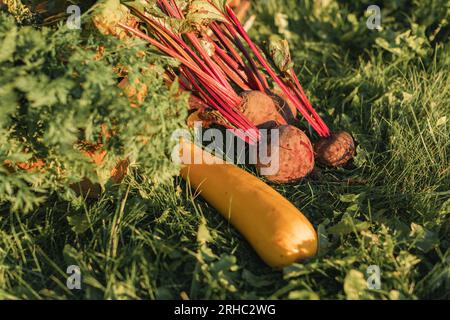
[179,141,318,268]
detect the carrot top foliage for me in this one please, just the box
[0,11,188,212]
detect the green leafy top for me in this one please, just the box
[123,0,228,33]
[0,11,187,213]
[268,35,294,74]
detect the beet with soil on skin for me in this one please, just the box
[314,131,356,167]
[257,125,315,184]
[239,91,288,129]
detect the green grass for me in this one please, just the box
[0,0,449,300]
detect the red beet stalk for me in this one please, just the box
[224,5,330,137]
[118,22,260,143]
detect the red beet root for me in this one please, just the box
[239,91,288,129]
[257,125,315,184]
[314,131,355,167]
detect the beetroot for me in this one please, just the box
[314,131,355,167]
[257,125,315,184]
[239,91,287,129]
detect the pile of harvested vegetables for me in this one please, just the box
[1,0,357,268]
[98,0,357,267]
[112,0,356,178]
[1,0,449,300]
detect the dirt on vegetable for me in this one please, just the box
[257,125,315,184]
